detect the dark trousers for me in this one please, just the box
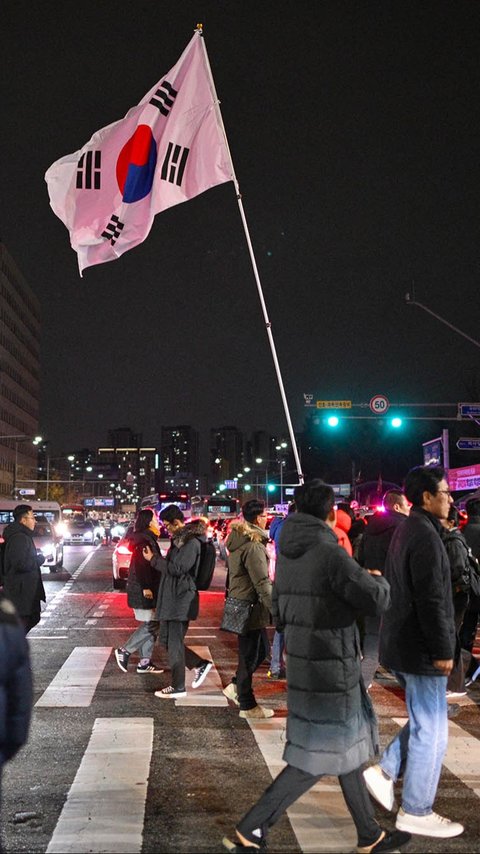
[21,612,40,635]
[236,628,268,711]
[448,592,469,692]
[237,763,381,848]
[163,620,204,691]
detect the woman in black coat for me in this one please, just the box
[114,508,163,674]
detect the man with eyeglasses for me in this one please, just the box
[2,505,46,634]
[364,466,464,839]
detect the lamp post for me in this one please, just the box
[0,433,43,498]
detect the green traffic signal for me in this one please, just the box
[327,415,339,427]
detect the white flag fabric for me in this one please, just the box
[45,31,234,275]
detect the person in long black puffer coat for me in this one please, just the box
[114,508,163,674]
[0,592,32,852]
[224,480,410,854]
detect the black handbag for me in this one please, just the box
[220,596,254,635]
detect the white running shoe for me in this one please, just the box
[363,764,396,811]
[395,808,464,838]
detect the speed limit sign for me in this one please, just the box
[370,394,390,414]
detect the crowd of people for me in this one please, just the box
[0,464,479,852]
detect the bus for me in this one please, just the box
[191,496,239,520]
[140,491,192,520]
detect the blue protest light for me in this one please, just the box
[327,415,340,427]
[390,417,403,429]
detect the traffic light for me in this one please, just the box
[267,484,276,493]
[327,415,340,427]
[390,416,403,429]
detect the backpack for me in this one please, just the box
[194,539,216,591]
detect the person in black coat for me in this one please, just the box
[114,508,163,674]
[0,592,32,851]
[441,505,474,696]
[143,506,212,699]
[460,496,480,665]
[358,490,410,688]
[224,480,411,854]
[366,466,463,841]
[2,505,45,634]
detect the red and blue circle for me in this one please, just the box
[116,125,157,203]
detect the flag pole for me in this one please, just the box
[197,26,304,486]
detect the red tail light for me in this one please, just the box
[117,544,132,555]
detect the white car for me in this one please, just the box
[33,521,64,572]
[63,519,101,545]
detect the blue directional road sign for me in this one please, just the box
[456,438,480,450]
[459,403,480,417]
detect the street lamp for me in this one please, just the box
[0,433,43,498]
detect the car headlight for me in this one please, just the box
[84,531,93,541]
[41,543,55,558]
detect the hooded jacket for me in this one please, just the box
[151,520,206,622]
[2,521,45,618]
[274,512,390,776]
[126,528,162,610]
[379,507,455,675]
[225,520,272,630]
[358,509,408,572]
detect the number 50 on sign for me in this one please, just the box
[370,395,390,414]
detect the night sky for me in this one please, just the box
[3,1,480,472]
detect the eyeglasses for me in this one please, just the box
[436,489,452,497]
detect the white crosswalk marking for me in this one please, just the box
[393,716,480,799]
[245,718,356,853]
[46,717,153,854]
[35,647,111,707]
[175,644,227,706]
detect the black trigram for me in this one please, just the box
[161,142,190,186]
[76,151,101,189]
[101,214,125,246]
[149,79,178,115]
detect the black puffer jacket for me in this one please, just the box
[2,522,45,618]
[463,516,480,560]
[379,507,455,675]
[152,520,206,621]
[274,513,390,776]
[126,529,161,610]
[358,510,407,572]
[0,595,32,765]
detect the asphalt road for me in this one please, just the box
[2,545,480,853]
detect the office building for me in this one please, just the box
[0,243,41,497]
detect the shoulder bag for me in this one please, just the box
[220,596,254,635]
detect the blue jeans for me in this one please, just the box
[270,630,285,674]
[380,671,448,815]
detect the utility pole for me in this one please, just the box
[405,289,480,350]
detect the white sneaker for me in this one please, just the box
[396,808,464,838]
[363,764,396,811]
[446,689,467,698]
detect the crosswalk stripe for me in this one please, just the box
[245,718,356,853]
[35,647,111,707]
[393,716,480,799]
[175,645,227,707]
[46,717,153,854]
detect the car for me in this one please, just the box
[112,524,170,590]
[63,519,100,545]
[33,519,64,572]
